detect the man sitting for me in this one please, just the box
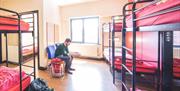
[55,38,75,74]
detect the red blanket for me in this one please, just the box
[0,66,25,91]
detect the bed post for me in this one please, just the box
[37,10,40,70]
[112,16,115,84]
[17,13,23,91]
[121,2,134,91]
[161,31,173,91]
[0,33,2,63]
[102,23,105,59]
[157,31,161,91]
[32,12,36,79]
[108,22,111,72]
[131,2,137,91]
[5,33,8,67]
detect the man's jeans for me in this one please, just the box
[56,55,73,71]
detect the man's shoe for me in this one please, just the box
[69,68,75,71]
[67,71,73,74]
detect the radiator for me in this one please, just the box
[69,44,102,58]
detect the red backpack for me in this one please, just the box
[49,58,65,77]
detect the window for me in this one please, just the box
[70,17,99,44]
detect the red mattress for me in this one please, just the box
[22,45,38,56]
[114,57,157,73]
[0,17,30,31]
[126,0,180,27]
[173,58,180,78]
[8,76,31,91]
[0,66,31,91]
[113,22,122,32]
[114,57,180,78]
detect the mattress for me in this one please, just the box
[114,57,180,77]
[113,22,122,32]
[126,0,180,27]
[0,66,31,91]
[173,58,180,78]
[114,58,157,73]
[22,45,38,56]
[104,47,132,62]
[8,76,31,91]
[0,17,30,31]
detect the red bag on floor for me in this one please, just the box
[49,58,65,77]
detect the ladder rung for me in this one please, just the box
[122,46,132,52]
[22,75,31,80]
[25,72,34,77]
[22,64,34,68]
[122,64,133,75]
[26,22,34,23]
[22,17,33,19]
[173,45,180,48]
[120,80,129,91]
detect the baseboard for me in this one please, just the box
[38,66,47,70]
[75,56,104,60]
[1,60,19,65]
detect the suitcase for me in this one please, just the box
[49,58,65,77]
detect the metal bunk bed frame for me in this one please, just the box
[102,22,113,78]
[111,15,123,84]
[0,8,38,91]
[121,0,180,91]
[102,15,123,84]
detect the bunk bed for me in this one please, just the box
[103,15,123,63]
[20,11,39,59]
[105,15,157,84]
[0,8,38,91]
[102,15,124,83]
[120,0,180,91]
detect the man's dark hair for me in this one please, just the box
[65,38,71,42]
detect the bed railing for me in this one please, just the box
[121,0,180,91]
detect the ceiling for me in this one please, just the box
[56,0,101,6]
[0,0,102,6]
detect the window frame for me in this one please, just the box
[70,17,99,44]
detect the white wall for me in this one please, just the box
[60,0,128,58]
[0,0,45,66]
[43,0,61,63]
[0,0,60,67]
